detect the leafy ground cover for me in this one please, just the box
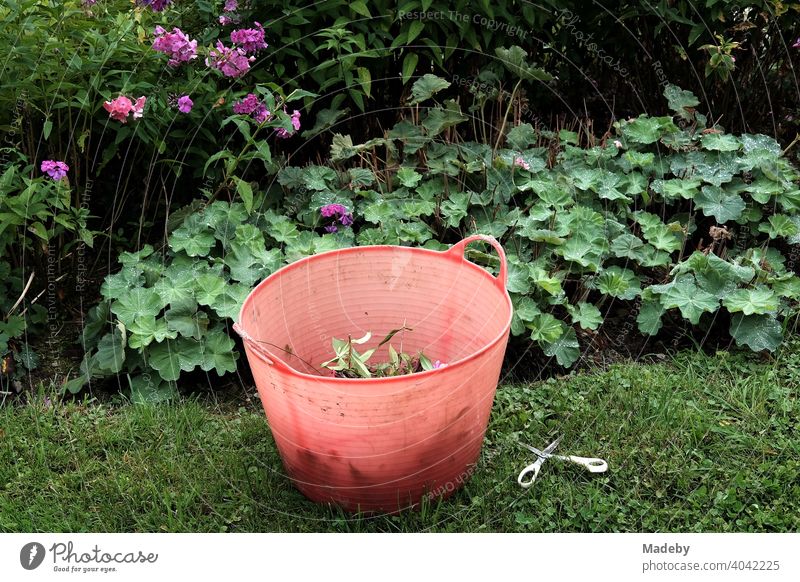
[2,346,797,532]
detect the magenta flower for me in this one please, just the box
[224,0,238,10]
[232,93,270,123]
[206,41,254,78]
[136,0,172,11]
[513,156,530,171]
[794,38,800,49]
[102,95,145,123]
[103,95,133,122]
[41,160,69,181]
[320,203,353,232]
[231,22,268,54]
[276,109,301,139]
[177,95,193,113]
[153,26,198,67]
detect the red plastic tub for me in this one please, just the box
[233,234,512,512]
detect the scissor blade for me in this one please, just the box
[542,435,562,455]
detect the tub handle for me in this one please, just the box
[447,234,508,291]
[233,322,275,366]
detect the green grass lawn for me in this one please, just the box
[1,346,798,532]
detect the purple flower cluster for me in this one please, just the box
[276,109,301,139]
[230,22,268,54]
[205,41,254,78]
[232,93,270,123]
[320,203,353,233]
[152,26,198,67]
[137,0,172,11]
[41,160,69,181]
[219,0,241,25]
[177,95,193,113]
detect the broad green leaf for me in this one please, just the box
[567,302,603,330]
[169,222,217,257]
[610,233,644,260]
[212,284,252,319]
[694,186,745,223]
[153,270,197,307]
[729,313,782,352]
[421,101,467,136]
[595,266,641,300]
[148,338,201,381]
[165,304,210,340]
[494,46,552,81]
[510,295,541,335]
[111,288,163,327]
[530,266,561,296]
[396,167,422,188]
[701,133,740,152]
[440,191,470,228]
[127,315,177,349]
[759,214,798,240]
[199,328,238,376]
[527,313,564,343]
[129,375,178,404]
[94,329,126,373]
[664,84,699,120]
[655,276,719,324]
[194,273,226,306]
[619,115,677,145]
[505,261,531,294]
[650,178,702,201]
[722,286,779,315]
[506,124,537,150]
[542,327,580,367]
[407,73,450,105]
[637,301,665,335]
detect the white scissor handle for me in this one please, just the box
[560,455,608,473]
[517,459,545,488]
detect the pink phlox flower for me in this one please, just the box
[103,95,133,123]
[103,95,145,123]
[275,109,301,138]
[206,41,254,78]
[513,156,530,171]
[232,93,271,123]
[132,96,146,119]
[320,203,348,218]
[136,0,172,12]
[231,22,268,54]
[320,203,353,230]
[177,95,193,113]
[40,160,69,181]
[137,0,172,11]
[224,0,238,10]
[153,26,198,67]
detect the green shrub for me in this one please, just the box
[75,79,800,399]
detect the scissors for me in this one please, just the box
[517,435,608,488]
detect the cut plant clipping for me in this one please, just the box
[320,328,445,378]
